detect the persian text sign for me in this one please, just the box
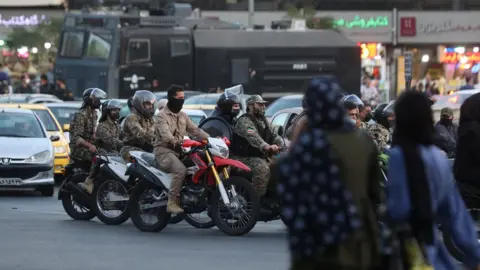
[0,13,50,27]
[398,11,480,43]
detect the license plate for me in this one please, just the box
[0,179,22,186]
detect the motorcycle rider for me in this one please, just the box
[230,95,284,203]
[70,88,107,192]
[341,94,366,129]
[154,84,209,214]
[120,90,156,161]
[209,91,241,123]
[96,99,124,154]
[367,102,393,153]
[285,94,308,142]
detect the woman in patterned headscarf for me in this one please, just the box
[277,77,383,270]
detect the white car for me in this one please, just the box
[0,94,63,104]
[154,108,207,125]
[0,107,57,196]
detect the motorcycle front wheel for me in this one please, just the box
[93,179,130,225]
[128,180,171,232]
[185,212,215,229]
[210,176,260,236]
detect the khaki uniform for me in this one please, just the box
[95,118,123,154]
[120,110,155,161]
[69,107,97,162]
[232,113,283,197]
[153,106,209,197]
[366,122,390,153]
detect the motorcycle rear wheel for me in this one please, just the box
[61,174,96,221]
[210,176,260,236]
[128,180,171,232]
[93,179,130,225]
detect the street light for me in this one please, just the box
[31,47,38,54]
[44,42,51,50]
[0,40,4,46]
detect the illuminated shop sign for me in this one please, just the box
[0,14,50,27]
[359,43,378,59]
[442,52,480,63]
[335,16,389,29]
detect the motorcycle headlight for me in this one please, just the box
[25,150,52,164]
[218,146,229,158]
[54,146,66,154]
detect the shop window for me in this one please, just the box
[127,39,150,63]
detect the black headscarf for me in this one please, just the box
[458,93,480,137]
[392,91,435,245]
[277,77,361,259]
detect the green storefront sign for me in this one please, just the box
[334,15,389,29]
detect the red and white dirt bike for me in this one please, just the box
[126,137,260,236]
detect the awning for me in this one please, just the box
[0,0,64,7]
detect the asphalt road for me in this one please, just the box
[0,188,289,270]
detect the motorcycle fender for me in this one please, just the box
[101,162,129,182]
[213,156,251,172]
[57,178,69,200]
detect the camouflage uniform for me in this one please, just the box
[232,111,284,197]
[359,121,369,131]
[95,118,123,155]
[120,110,155,161]
[69,107,97,162]
[366,122,390,153]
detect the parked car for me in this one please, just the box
[155,108,207,124]
[0,94,63,104]
[46,102,82,143]
[269,107,303,148]
[184,93,250,116]
[0,103,70,179]
[0,107,57,196]
[432,89,480,123]
[265,94,303,121]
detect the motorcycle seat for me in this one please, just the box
[140,152,158,167]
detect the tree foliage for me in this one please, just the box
[6,18,63,49]
[285,5,338,30]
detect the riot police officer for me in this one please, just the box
[200,91,241,139]
[96,99,124,154]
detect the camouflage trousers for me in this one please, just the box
[232,156,270,197]
[120,145,144,162]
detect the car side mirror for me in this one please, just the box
[63,124,70,132]
[277,126,284,137]
[50,135,60,142]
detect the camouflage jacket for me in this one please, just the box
[95,118,123,154]
[122,110,155,152]
[69,107,97,161]
[232,113,284,157]
[366,122,390,153]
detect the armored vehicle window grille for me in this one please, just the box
[60,31,85,58]
[127,39,150,63]
[170,39,191,57]
[231,59,249,85]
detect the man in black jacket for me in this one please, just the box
[434,107,457,158]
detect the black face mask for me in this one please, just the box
[91,99,101,109]
[110,111,120,121]
[168,98,184,113]
[440,118,453,126]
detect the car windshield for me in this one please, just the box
[48,106,78,126]
[188,115,205,125]
[31,109,60,131]
[184,94,220,105]
[0,112,45,138]
[265,96,303,117]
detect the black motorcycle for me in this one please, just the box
[58,153,133,225]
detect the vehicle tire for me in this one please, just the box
[184,213,215,229]
[210,176,259,236]
[169,213,185,224]
[128,180,171,232]
[93,179,130,225]
[38,185,55,197]
[61,174,96,221]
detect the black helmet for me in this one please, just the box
[373,103,388,122]
[217,85,243,118]
[132,90,156,117]
[82,88,106,109]
[341,94,364,109]
[100,99,123,122]
[382,100,395,118]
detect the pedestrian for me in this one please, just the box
[433,107,457,158]
[454,93,480,188]
[14,74,33,94]
[276,77,382,270]
[387,90,480,270]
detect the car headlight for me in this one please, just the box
[54,146,66,154]
[25,150,52,164]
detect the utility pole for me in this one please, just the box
[248,0,254,28]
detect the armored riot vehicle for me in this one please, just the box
[55,1,361,99]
